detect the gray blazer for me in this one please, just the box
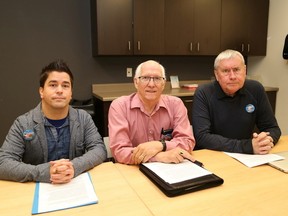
[0,103,107,182]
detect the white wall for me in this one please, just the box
[248,0,288,135]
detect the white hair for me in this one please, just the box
[134,60,166,78]
[214,49,245,69]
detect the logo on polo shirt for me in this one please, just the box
[245,104,255,113]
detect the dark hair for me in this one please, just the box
[40,59,74,88]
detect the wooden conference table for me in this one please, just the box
[0,136,287,216]
[116,135,288,216]
[0,162,152,216]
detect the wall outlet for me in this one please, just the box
[126,68,133,77]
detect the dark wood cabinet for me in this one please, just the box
[221,0,269,56]
[91,0,221,56]
[91,0,165,56]
[165,0,221,55]
[179,96,194,123]
[90,0,133,55]
[91,0,269,56]
[133,0,165,55]
[93,97,111,137]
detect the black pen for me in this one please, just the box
[179,151,204,167]
[193,160,204,167]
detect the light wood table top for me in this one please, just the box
[1,137,287,216]
[270,135,288,153]
[0,162,152,216]
[115,135,288,216]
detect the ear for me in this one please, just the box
[161,80,166,90]
[134,77,139,90]
[39,87,44,99]
[214,70,219,81]
[243,65,247,76]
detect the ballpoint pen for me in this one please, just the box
[179,151,204,167]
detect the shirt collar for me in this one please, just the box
[131,93,166,114]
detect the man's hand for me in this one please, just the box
[49,159,75,184]
[252,132,274,154]
[153,147,195,164]
[131,141,163,164]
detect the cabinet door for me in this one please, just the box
[221,0,246,53]
[134,0,165,55]
[245,0,269,55]
[165,0,221,55]
[165,0,194,55]
[193,0,221,55]
[91,0,133,55]
[221,0,269,56]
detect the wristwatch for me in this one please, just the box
[160,139,166,151]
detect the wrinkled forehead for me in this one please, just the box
[217,56,244,69]
[141,61,162,76]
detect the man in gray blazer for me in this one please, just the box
[0,60,107,183]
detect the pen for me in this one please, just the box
[193,160,204,167]
[179,151,204,167]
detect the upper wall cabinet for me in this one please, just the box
[221,0,269,56]
[133,0,165,55]
[165,0,221,55]
[91,0,269,56]
[90,0,133,55]
[90,0,165,55]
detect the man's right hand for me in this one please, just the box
[153,147,195,164]
[252,132,274,154]
[49,159,74,184]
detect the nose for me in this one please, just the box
[229,72,237,79]
[147,77,156,86]
[56,85,64,93]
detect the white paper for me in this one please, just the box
[32,172,98,214]
[142,160,211,184]
[224,152,284,168]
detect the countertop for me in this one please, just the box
[92,80,279,102]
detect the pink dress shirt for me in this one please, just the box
[108,93,195,164]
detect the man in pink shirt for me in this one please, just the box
[108,60,195,164]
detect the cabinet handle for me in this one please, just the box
[241,44,245,52]
[247,44,250,53]
[128,41,131,51]
[197,42,200,52]
[184,99,193,103]
[137,41,141,51]
[190,43,193,52]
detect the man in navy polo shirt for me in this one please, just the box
[192,49,281,154]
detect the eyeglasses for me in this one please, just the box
[218,67,243,76]
[138,76,165,84]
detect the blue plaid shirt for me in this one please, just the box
[44,117,70,161]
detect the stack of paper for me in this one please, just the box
[32,172,98,214]
[224,152,284,168]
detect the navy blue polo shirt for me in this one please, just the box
[192,79,281,153]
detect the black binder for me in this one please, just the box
[139,162,224,197]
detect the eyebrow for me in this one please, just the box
[47,80,71,85]
[48,80,70,83]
